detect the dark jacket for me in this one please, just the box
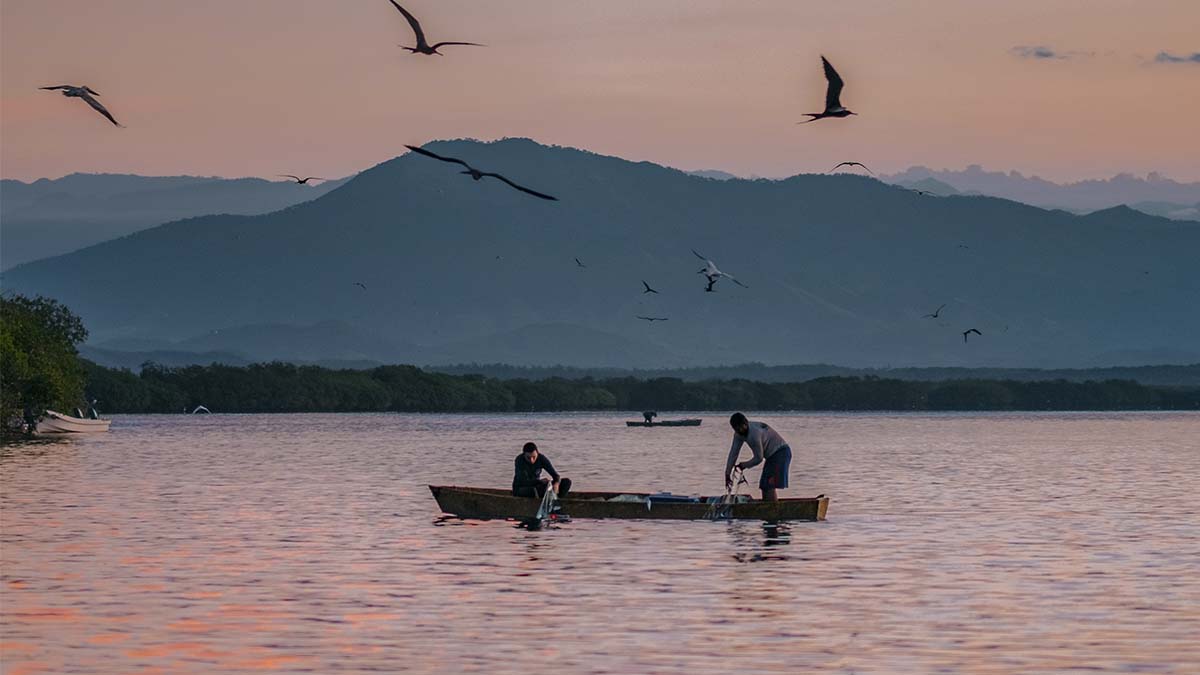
[513,453,560,489]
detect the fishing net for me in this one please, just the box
[705,466,749,520]
[535,483,560,520]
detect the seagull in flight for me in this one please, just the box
[575,258,586,268]
[923,304,946,319]
[962,328,982,343]
[40,85,121,126]
[829,161,873,175]
[354,282,367,290]
[637,316,669,322]
[799,56,856,123]
[692,249,748,292]
[641,280,659,294]
[405,145,558,201]
[279,175,329,185]
[387,1,483,55]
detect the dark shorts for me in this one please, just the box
[760,446,791,490]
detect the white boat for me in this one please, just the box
[35,410,112,434]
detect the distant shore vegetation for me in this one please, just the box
[5,293,1197,418]
[87,360,1200,414]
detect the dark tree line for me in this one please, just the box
[84,362,1200,414]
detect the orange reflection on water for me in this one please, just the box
[85,633,131,645]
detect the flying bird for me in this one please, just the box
[799,56,856,123]
[575,258,586,268]
[405,144,558,201]
[692,249,748,292]
[923,304,946,319]
[829,161,873,174]
[39,85,121,126]
[388,1,483,55]
[909,188,940,197]
[637,316,669,322]
[962,328,982,343]
[354,282,367,290]
[279,175,329,184]
[641,280,659,294]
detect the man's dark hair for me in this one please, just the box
[522,442,538,454]
[729,412,747,428]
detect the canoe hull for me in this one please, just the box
[626,419,702,427]
[430,486,828,521]
[35,410,111,434]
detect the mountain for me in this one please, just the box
[883,165,1200,217]
[686,169,739,181]
[1,173,349,269]
[5,138,1198,368]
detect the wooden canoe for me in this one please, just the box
[625,419,702,427]
[429,486,828,521]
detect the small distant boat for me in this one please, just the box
[35,410,111,435]
[626,418,702,427]
[430,486,829,521]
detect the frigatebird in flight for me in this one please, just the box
[405,144,558,201]
[693,250,748,292]
[575,258,586,268]
[829,161,873,174]
[642,281,659,294]
[354,282,367,290]
[962,328,982,343]
[279,175,329,184]
[40,85,121,126]
[387,1,483,55]
[799,56,856,123]
[923,304,946,319]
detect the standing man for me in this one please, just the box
[725,412,791,502]
[512,442,572,499]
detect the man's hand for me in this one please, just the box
[725,474,733,490]
[735,461,747,471]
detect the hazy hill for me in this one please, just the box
[1,173,348,268]
[883,165,1200,218]
[5,138,1198,368]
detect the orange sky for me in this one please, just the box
[2,0,1198,182]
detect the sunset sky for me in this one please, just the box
[2,0,1198,182]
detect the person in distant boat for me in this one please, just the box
[725,412,791,502]
[512,442,572,500]
[642,411,658,424]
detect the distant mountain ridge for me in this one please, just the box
[5,138,1198,369]
[882,164,1200,218]
[1,172,349,269]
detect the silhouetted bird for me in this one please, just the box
[962,328,982,343]
[405,145,558,201]
[40,85,121,126]
[642,280,659,294]
[829,161,873,174]
[388,1,483,55]
[909,188,940,197]
[354,282,367,290]
[923,304,946,319]
[693,249,748,291]
[279,175,328,184]
[575,258,586,268]
[636,316,669,322]
[799,56,856,123]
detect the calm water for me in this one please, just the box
[2,412,1198,674]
